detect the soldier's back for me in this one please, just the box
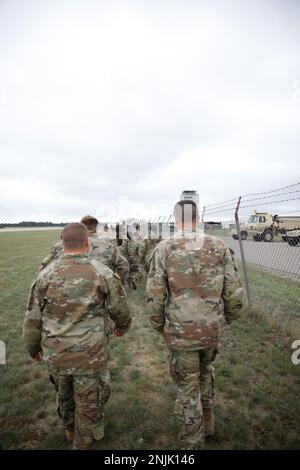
[88,234,116,269]
[88,234,129,283]
[39,253,115,373]
[153,232,230,351]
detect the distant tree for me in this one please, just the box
[0,221,69,228]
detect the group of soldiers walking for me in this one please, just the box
[23,201,244,450]
[39,215,156,289]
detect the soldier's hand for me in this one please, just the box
[31,351,43,363]
[127,281,137,290]
[113,328,124,337]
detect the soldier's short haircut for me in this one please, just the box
[62,223,88,250]
[80,215,99,230]
[173,200,199,226]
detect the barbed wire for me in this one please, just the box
[204,195,300,216]
[239,196,300,210]
[204,206,237,216]
[204,182,300,209]
[241,181,300,199]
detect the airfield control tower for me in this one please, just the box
[180,190,199,207]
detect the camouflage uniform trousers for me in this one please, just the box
[48,365,110,449]
[169,347,217,449]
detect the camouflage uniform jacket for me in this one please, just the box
[23,254,131,374]
[88,231,129,284]
[146,231,244,351]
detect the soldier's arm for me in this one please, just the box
[23,277,46,358]
[222,248,245,324]
[113,246,129,285]
[105,273,131,334]
[145,245,168,332]
[145,241,152,273]
[144,241,149,273]
[39,242,62,270]
[139,239,147,268]
[39,251,55,270]
[145,240,158,273]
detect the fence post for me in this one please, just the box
[201,206,206,231]
[235,196,252,311]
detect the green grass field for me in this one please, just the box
[234,261,300,338]
[245,265,300,335]
[0,230,299,450]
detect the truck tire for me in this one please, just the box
[287,237,299,246]
[263,230,273,242]
[241,231,248,241]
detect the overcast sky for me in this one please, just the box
[0,0,299,222]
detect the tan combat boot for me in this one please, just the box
[65,430,74,444]
[203,408,215,437]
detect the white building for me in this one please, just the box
[180,190,199,207]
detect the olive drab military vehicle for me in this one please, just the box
[232,211,300,242]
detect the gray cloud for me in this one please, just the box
[0,0,299,222]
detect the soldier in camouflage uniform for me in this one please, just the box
[80,216,129,285]
[23,223,131,450]
[146,201,244,449]
[40,217,129,285]
[121,223,146,289]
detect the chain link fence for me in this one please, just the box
[127,184,300,332]
[203,183,300,333]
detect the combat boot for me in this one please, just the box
[203,408,214,437]
[65,430,74,444]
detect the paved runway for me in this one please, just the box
[220,236,300,280]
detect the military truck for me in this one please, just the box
[282,229,300,246]
[232,211,300,242]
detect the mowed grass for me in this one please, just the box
[235,260,300,339]
[0,230,300,450]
